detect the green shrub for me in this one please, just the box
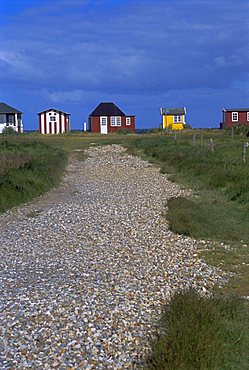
[117,128,133,135]
[2,127,19,136]
[232,124,249,136]
[149,128,163,134]
[145,289,249,369]
[167,196,249,243]
[183,123,192,129]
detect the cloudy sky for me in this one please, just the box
[0,0,248,130]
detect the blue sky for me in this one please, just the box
[0,0,248,130]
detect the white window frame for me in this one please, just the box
[126,117,131,126]
[50,116,56,122]
[173,115,182,123]
[116,117,121,126]
[110,116,121,126]
[110,117,116,126]
[100,116,107,125]
[232,112,238,122]
[247,112,249,122]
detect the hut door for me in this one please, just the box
[100,116,108,134]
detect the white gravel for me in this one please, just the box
[0,144,225,369]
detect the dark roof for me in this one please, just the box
[38,108,70,115]
[160,107,186,115]
[222,108,249,112]
[0,102,22,114]
[89,102,125,116]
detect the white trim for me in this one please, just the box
[100,116,108,134]
[110,116,116,126]
[14,114,17,127]
[173,115,182,123]
[41,114,44,134]
[116,116,121,126]
[232,112,238,122]
[110,116,121,127]
[126,117,131,126]
[62,115,65,133]
[46,112,50,133]
[247,112,249,122]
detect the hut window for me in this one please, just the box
[8,115,14,124]
[232,112,238,122]
[110,117,116,126]
[116,117,121,126]
[111,117,121,126]
[126,117,131,126]
[173,115,182,123]
[0,114,5,123]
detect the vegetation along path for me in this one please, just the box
[0,144,225,369]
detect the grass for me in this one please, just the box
[1,130,249,368]
[145,289,249,370]
[124,130,249,367]
[0,139,67,213]
[0,133,135,212]
[124,131,249,296]
[166,196,249,243]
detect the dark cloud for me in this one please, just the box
[0,0,248,129]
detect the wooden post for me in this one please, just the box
[242,142,246,163]
[231,127,234,139]
[201,134,203,147]
[192,134,196,146]
[210,138,214,152]
[174,132,177,143]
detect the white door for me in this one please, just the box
[100,116,108,134]
[0,114,5,133]
[0,124,4,133]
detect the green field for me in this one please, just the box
[1,129,249,368]
[124,130,249,297]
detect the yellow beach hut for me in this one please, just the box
[160,107,186,130]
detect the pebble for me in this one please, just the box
[0,144,226,368]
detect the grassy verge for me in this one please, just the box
[0,133,137,212]
[124,132,249,296]
[1,132,249,367]
[145,289,249,369]
[0,132,141,212]
[124,132,249,368]
[167,196,249,243]
[0,139,67,213]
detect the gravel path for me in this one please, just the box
[0,144,225,369]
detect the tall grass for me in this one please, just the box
[145,289,249,369]
[167,196,249,243]
[126,133,249,203]
[0,140,67,213]
[0,133,137,213]
[1,133,249,367]
[125,134,249,241]
[125,132,249,296]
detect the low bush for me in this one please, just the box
[145,289,249,369]
[117,128,134,135]
[2,127,19,136]
[167,196,249,243]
